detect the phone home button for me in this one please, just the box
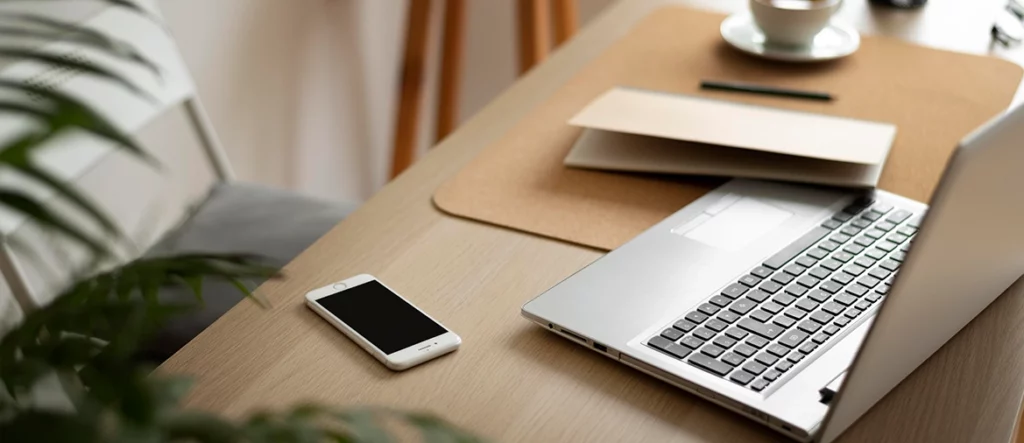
[333,283,347,290]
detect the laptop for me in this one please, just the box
[522,104,1024,442]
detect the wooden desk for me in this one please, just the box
[162,1,1024,441]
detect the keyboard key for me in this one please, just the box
[799,342,818,354]
[888,233,909,244]
[880,259,901,272]
[725,328,749,340]
[721,352,746,366]
[843,244,865,255]
[862,211,882,221]
[750,378,769,392]
[751,266,774,279]
[716,308,741,323]
[797,275,821,288]
[824,325,840,335]
[786,284,809,297]
[796,298,819,312]
[820,259,843,271]
[760,281,783,294]
[843,199,871,214]
[763,369,781,382]
[738,274,762,287]
[739,318,785,340]
[844,264,866,276]
[852,218,871,229]
[713,335,737,349]
[867,248,887,260]
[866,292,883,303]
[834,317,851,327]
[834,294,856,306]
[832,272,854,285]
[807,247,829,260]
[829,233,852,244]
[763,226,831,270]
[772,273,795,285]
[891,251,907,262]
[773,315,796,328]
[798,320,821,334]
[689,353,732,376]
[709,295,732,307]
[750,310,772,323]
[746,335,769,349]
[854,236,875,247]
[858,276,881,288]
[855,257,876,268]
[822,302,845,315]
[772,294,796,306]
[648,336,692,358]
[812,333,829,344]
[686,311,708,324]
[681,336,705,349]
[762,302,784,314]
[820,281,843,294]
[796,256,818,268]
[855,300,871,311]
[776,361,794,372]
[832,251,855,263]
[841,226,862,236]
[661,328,684,340]
[701,344,725,358]
[877,241,899,252]
[864,229,885,239]
[673,320,697,332]
[767,344,789,357]
[743,361,767,375]
[788,352,806,363]
[778,330,809,348]
[783,264,807,276]
[886,209,913,224]
[706,319,729,332]
[785,308,808,320]
[693,328,716,341]
[808,289,831,303]
[730,369,755,385]
[822,218,842,230]
[908,215,924,228]
[846,284,869,297]
[845,308,863,319]
[734,344,757,357]
[755,353,779,366]
[896,225,917,236]
[870,203,893,214]
[819,240,840,252]
[809,267,831,280]
[746,290,771,303]
[875,221,897,232]
[729,299,757,315]
[810,310,834,325]
[698,303,720,316]
[721,283,749,299]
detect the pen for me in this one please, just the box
[699,80,833,101]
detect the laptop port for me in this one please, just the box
[559,328,588,344]
[593,342,608,352]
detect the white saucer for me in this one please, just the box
[720,13,860,62]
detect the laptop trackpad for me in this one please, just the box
[679,197,793,251]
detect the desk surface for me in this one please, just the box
[161,1,1024,442]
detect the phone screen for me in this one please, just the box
[315,280,447,354]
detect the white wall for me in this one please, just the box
[157,0,615,203]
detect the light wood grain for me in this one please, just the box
[163,1,1024,442]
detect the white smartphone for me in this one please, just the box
[304,274,461,371]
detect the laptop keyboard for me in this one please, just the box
[647,197,922,393]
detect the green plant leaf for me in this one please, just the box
[9,160,121,235]
[0,188,109,257]
[335,410,396,443]
[0,47,152,99]
[162,411,242,443]
[0,409,100,443]
[403,413,484,443]
[0,0,151,16]
[0,19,159,73]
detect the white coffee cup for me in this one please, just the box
[749,0,842,47]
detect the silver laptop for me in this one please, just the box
[522,104,1024,442]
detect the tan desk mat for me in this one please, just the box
[434,6,1022,251]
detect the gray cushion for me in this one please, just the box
[139,183,357,362]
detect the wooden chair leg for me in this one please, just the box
[436,0,465,142]
[552,0,578,46]
[391,0,434,179]
[516,0,550,75]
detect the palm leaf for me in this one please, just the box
[0,188,108,256]
[0,47,153,99]
[0,0,150,16]
[0,24,158,73]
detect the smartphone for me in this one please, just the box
[304,274,461,370]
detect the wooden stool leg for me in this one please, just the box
[391,0,434,179]
[552,0,578,46]
[516,0,550,74]
[436,0,465,142]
